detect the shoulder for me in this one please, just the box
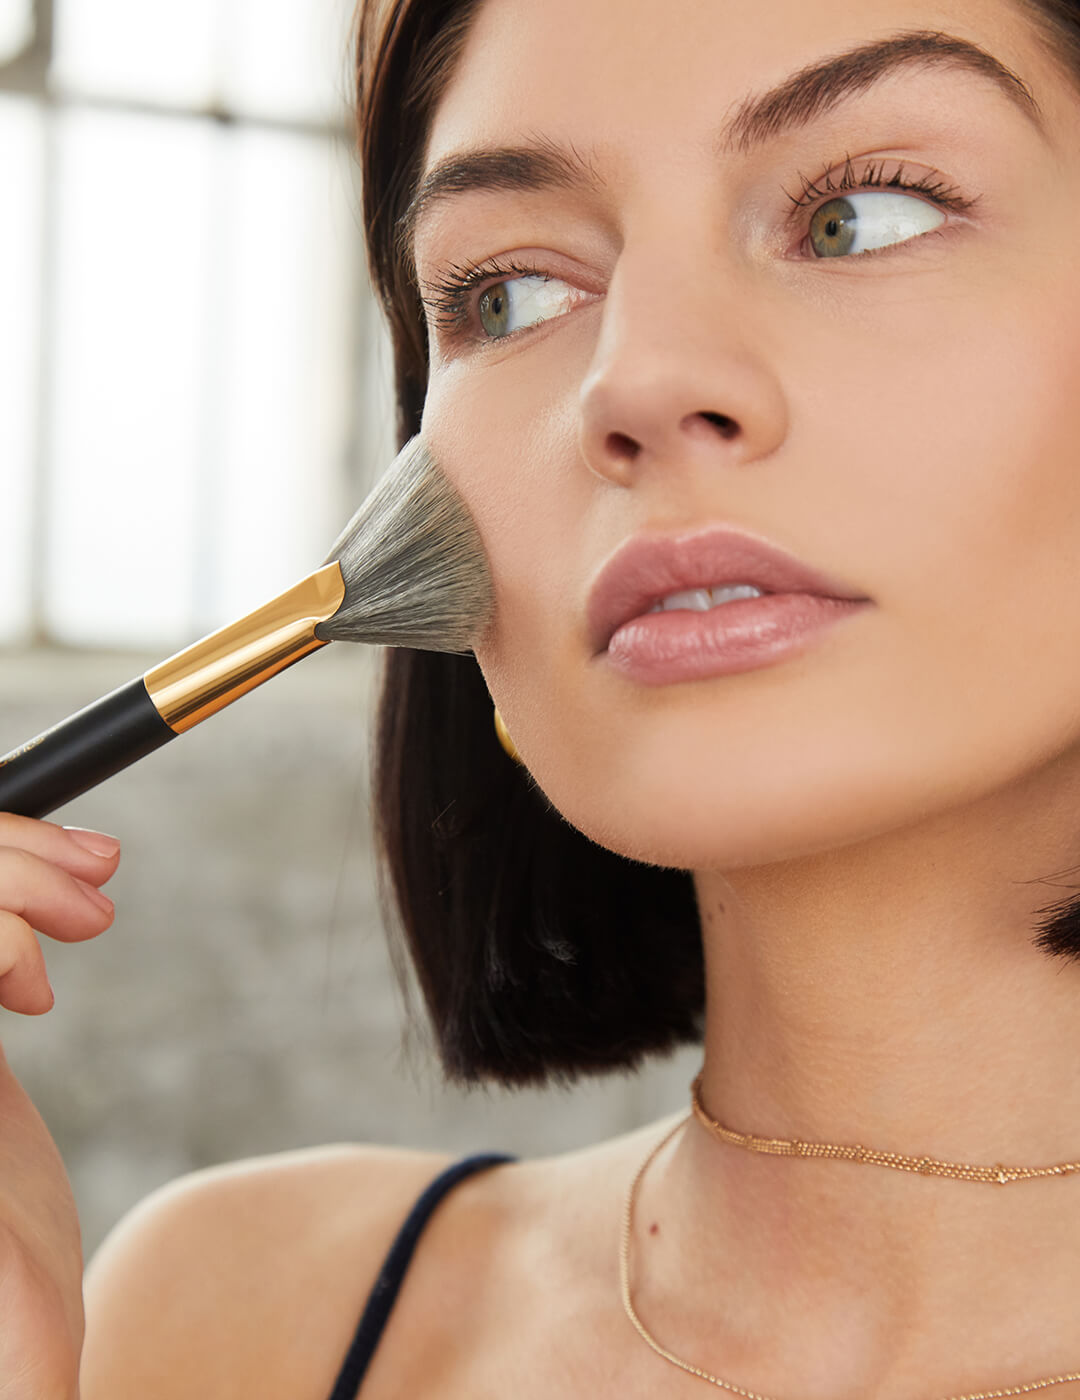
[77,1114,685,1400]
[79,1142,457,1400]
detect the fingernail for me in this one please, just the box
[64,828,121,858]
[74,877,114,915]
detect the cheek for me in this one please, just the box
[425,351,655,838]
[421,323,602,643]
[837,274,1080,737]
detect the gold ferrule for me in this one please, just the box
[144,562,346,733]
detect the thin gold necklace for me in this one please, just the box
[618,1078,1080,1399]
[689,1070,1080,1186]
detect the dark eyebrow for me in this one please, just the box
[400,138,602,256]
[724,30,1041,153]
[403,30,1041,254]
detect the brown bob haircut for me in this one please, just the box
[354,0,1080,1091]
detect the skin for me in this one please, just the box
[0,818,119,1396]
[411,0,1080,1391]
[11,1,1080,1395]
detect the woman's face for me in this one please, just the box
[412,0,1080,872]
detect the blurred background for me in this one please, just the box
[0,0,701,1257]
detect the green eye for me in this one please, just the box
[809,191,947,259]
[810,198,858,257]
[479,283,511,337]
[476,274,577,339]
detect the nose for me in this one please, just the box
[578,249,790,486]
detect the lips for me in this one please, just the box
[586,526,870,654]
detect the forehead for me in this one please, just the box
[424,0,1046,166]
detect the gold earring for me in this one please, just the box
[493,705,524,764]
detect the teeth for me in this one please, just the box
[649,584,765,613]
[660,588,712,612]
[710,584,765,605]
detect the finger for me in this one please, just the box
[0,847,114,946]
[0,912,54,1015]
[0,813,120,889]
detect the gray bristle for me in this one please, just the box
[314,437,494,654]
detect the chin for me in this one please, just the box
[525,731,944,872]
[491,642,1027,873]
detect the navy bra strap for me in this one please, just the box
[326,1151,518,1400]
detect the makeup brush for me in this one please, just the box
[0,437,493,820]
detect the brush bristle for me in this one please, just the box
[314,437,494,654]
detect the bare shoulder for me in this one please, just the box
[79,1113,686,1400]
[79,1141,457,1400]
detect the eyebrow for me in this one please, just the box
[400,135,601,254]
[402,30,1041,250]
[724,29,1041,152]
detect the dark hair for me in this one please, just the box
[1016,1,1080,80]
[354,0,1080,1090]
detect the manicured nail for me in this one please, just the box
[74,878,114,915]
[64,828,121,858]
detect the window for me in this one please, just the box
[0,0,394,649]
[0,0,32,66]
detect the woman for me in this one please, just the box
[7,0,1080,1394]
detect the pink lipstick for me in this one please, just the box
[586,525,872,685]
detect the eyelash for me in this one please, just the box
[422,157,978,342]
[421,256,545,338]
[786,154,976,217]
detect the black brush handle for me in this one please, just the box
[0,677,177,819]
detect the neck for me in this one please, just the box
[699,805,1080,1166]
[637,763,1080,1398]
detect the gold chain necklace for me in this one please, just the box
[618,1074,1080,1399]
[689,1071,1080,1185]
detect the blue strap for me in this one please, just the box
[326,1151,518,1400]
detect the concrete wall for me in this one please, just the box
[0,644,703,1257]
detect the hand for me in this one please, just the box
[0,816,119,1015]
[0,815,120,1400]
